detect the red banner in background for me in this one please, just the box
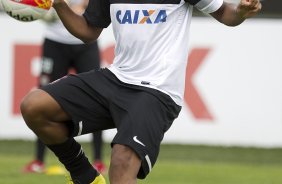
[12,44,214,121]
[185,48,213,120]
[13,44,41,115]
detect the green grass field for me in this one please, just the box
[1,140,282,184]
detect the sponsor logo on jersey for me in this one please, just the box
[116,10,167,24]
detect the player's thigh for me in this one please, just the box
[111,90,181,179]
[41,72,115,137]
[21,89,70,122]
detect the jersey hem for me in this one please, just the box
[108,66,183,106]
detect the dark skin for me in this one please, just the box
[211,0,262,26]
[21,1,261,183]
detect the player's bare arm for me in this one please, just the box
[52,0,103,43]
[211,0,262,26]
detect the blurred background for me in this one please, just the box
[1,0,282,184]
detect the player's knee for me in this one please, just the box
[20,90,45,126]
[110,144,139,171]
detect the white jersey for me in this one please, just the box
[84,0,223,106]
[44,0,84,44]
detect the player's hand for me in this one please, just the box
[236,0,262,19]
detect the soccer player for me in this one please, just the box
[20,0,261,183]
[22,0,106,175]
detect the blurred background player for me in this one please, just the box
[22,0,106,174]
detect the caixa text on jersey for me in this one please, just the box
[116,10,167,24]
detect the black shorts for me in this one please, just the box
[39,38,100,86]
[41,68,181,179]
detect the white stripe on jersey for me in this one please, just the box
[195,0,223,14]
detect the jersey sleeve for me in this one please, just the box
[83,0,111,28]
[186,0,223,14]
